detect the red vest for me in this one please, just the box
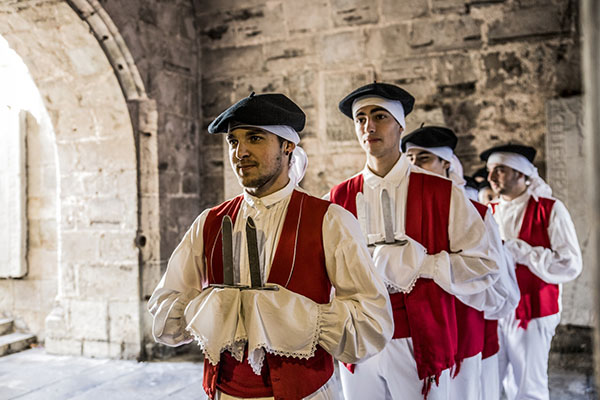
[330,172,458,386]
[491,196,558,329]
[452,200,489,373]
[202,190,334,400]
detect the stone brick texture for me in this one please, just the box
[198,0,581,195]
[0,0,584,361]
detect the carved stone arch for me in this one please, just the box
[0,0,159,359]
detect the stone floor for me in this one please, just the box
[0,347,596,399]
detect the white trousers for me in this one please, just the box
[448,353,481,400]
[481,353,499,400]
[339,338,451,400]
[497,312,560,400]
[215,372,342,400]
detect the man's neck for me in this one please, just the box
[246,175,290,198]
[366,152,400,178]
[501,186,528,201]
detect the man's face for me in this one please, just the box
[354,105,403,159]
[405,148,450,176]
[226,128,292,196]
[487,163,523,196]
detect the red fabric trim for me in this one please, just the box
[452,199,489,369]
[202,191,334,399]
[515,197,559,329]
[330,172,459,391]
[405,173,457,383]
[329,174,364,218]
[482,320,499,359]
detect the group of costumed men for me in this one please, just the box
[148,82,582,400]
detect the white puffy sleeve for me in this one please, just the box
[456,209,520,319]
[318,204,394,364]
[426,185,501,302]
[505,199,582,284]
[147,210,208,346]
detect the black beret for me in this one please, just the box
[208,93,305,134]
[400,125,457,153]
[472,166,489,181]
[464,175,479,190]
[480,143,536,163]
[338,82,415,119]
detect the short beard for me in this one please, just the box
[241,153,284,190]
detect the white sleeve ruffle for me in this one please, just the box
[504,200,582,285]
[318,205,394,364]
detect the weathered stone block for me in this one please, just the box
[380,57,437,103]
[381,0,428,22]
[409,17,482,51]
[61,231,99,263]
[488,6,570,44]
[233,75,286,101]
[45,337,83,356]
[87,198,130,228]
[286,70,317,109]
[153,70,194,117]
[109,340,140,359]
[198,10,238,48]
[365,24,412,61]
[11,280,41,310]
[233,3,286,45]
[98,232,138,264]
[331,0,379,27]
[283,0,331,34]
[264,38,319,73]
[435,53,478,87]
[202,45,264,79]
[83,340,110,358]
[320,30,366,66]
[108,301,140,343]
[78,264,138,301]
[70,300,109,341]
[28,218,57,250]
[432,0,468,13]
[202,79,235,119]
[483,51,527,89]
[545,97,592,327]
[324,70,374,142]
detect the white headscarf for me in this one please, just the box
[487,152,552,199]
[351,96,406,128]
[228,123,308,185]
[404,143,466,186]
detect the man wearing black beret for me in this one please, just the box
[403,126,520,400]
[148,92,393,400]
[328,83,501,399]
[482,144,582,400]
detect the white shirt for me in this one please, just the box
[355,156,505,313]
[491,190,582,286]
[148,180,394,367]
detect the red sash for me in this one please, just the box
[202,191,333,399]
[452,201,488,373]
[515,197,558,329]
[330,173,458,389]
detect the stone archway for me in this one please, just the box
[0,0,159,359]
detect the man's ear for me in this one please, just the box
[284,141,296,155]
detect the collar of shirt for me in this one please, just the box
[243,179,295,211]
[362,155,410,189]
[498,189,530,208]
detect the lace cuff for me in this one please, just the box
[184,287,247,365]
[241,285,321,375]
[372,238,426,293]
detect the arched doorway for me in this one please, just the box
[0,0,159,359]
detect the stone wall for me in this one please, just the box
[100,0,204,267]
[198,0,581,197]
